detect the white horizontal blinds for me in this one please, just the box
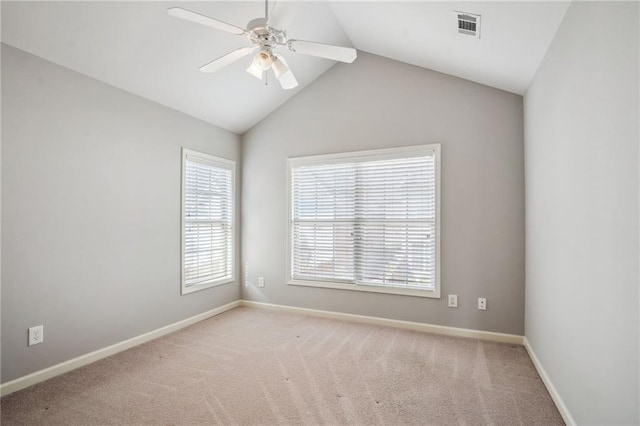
[355,156,436,289]
[291,151,436,290]
[184,157,232,288]
[291,163,355,282]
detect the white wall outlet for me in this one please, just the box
[258,277,265,288]
[448,294,458,308]
[28,325,44,346]
[478,298,487,310]
[244,261,249,287]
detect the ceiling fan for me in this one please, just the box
[168,1,357,90]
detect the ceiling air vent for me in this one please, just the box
[455,11,481,39]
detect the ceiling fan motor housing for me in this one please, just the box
[246,18,286,48]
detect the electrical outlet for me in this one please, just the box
[28,325,44,346]
[478,298,487,311]
[448,294,458,308]
[258,277,265,288]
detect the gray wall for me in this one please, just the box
[242,52,525,335]
[1,45,242,383]
[524,2,639,424]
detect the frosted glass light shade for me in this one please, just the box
[246,62,264,80]
[271,58,289,79]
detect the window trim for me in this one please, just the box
[181,148,236,295]
[286,144,441,299]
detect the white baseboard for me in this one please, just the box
[240,300,524,345]
[523,337,575,425]
[0,300,241,397]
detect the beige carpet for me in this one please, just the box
[1,307,563,425]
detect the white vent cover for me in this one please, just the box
[454,11,481,39]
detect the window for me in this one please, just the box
[288,144,440,298]
[181,148,235,294]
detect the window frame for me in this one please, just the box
[181,148,236,295]
[286,144,441,298]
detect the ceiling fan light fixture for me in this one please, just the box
[253,48,274,70]
[271,57,289,79]
[277,70,298,90]
[273,54,298,90]
[246,62,264,80]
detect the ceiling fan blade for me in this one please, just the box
[273,55,298,90]
[287,40,357,63]
[168,7,246,36]
[200,47,256,73]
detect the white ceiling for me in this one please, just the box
[330,1,570,95]
[2,1,570,134]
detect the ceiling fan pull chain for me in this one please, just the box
[265,0,268,20]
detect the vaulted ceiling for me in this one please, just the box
[2,1,570,134]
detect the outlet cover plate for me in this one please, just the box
[478,298,487,311]
[448,294,458,308]
[28,325,44,346]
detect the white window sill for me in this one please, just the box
[288,279,440,298]
[182,278,234,295]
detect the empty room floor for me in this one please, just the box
[1,307,563,425]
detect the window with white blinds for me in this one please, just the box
[288,144,440,298]
[181,149,235,295]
